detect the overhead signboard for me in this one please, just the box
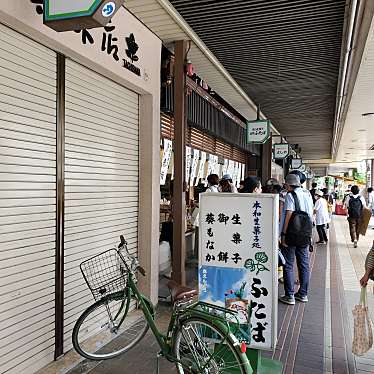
[273,143,289,159]
[291,158,303,169]
[43,0,124,32]
[246,120,270,144]
[298,164,307,172]
[199,193,278,349]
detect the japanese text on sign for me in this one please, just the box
[273,144,289,159]
[32,1,142,77]
[199,193,278,349]
[246,120,270,144]
[160,139,172,185]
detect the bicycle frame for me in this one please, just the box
[114,242,252,371]
[126,272,247,367]
[125,272,177,359]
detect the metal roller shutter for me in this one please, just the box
[0,24,57,374]
[64,60,139,351]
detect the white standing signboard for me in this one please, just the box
[199,193,278,350]
[160,138,172,185]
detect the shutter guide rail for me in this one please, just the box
[55,53,65,359]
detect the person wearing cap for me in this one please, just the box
[314,190,330,244]
[279,173,313,305]
[263,178,282,194]
[219,174,238,193]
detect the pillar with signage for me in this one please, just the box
[199,193,283,372]
[247,120,272,184]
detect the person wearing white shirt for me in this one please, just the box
[314,190,330,244]
[206,174,219,193]
[344,185,366,247]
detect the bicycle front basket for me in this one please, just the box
[80,248,128,301]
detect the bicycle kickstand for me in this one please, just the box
[155,352,162,374]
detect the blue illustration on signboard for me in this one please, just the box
[199,265,252,343]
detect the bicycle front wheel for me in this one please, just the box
[72,291,149,360]
[173,317,251,374]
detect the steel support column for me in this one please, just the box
[172,40,187,285]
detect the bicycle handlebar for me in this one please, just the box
[118,235,146,277]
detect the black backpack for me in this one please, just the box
[348,196,363,219]
[285,191,313,247]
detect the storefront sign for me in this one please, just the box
[273,143,289,159]
[291,158,303,169]
[43,0,124,32]
[185,146,192,184]
[246,120,270,144]
[199,194,278,349]
[160,139,172,185]
[27,2,152,82]
[190,149,200,186]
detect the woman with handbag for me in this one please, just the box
[360,240,374,287]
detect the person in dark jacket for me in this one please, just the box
[240,176,262,193]
[310,182,318,205]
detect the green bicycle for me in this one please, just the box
[72,235,253,373]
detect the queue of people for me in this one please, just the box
[205,172,374,306]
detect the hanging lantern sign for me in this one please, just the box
[273,143,289,159]
[43,0,124,32]
[246,120,270,144]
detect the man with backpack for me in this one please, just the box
[279,173,313,305]
[344,185,366,248]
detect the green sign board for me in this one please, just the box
[43,0,124,32]
[246,120,270,144]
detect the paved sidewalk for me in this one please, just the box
[41,215,374,374]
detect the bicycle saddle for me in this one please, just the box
[167,280,198,302]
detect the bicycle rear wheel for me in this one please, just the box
[72,290,149,360]
[173,317,251,373]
